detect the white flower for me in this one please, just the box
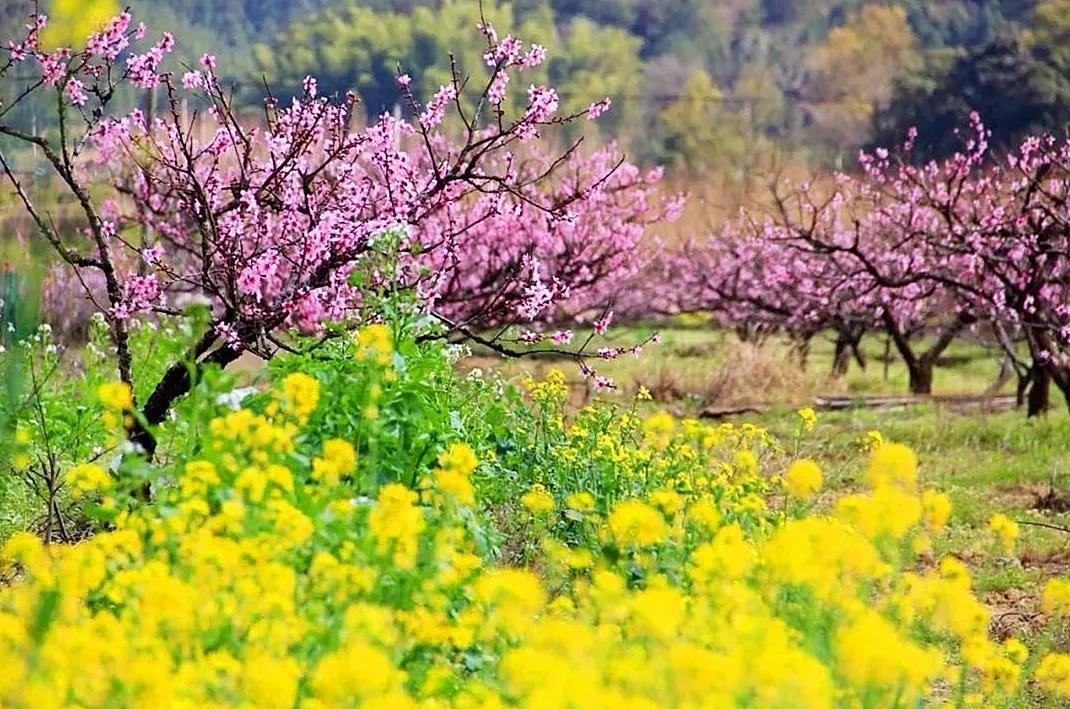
[215,386,258,410]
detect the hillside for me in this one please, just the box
[4,0,1066,168]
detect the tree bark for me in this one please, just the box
[831,331,853,378]
[882,311,974,396]
[851,337,867,370]
[791,333,813,371]
[905,359,934,396]
[984,355,1016,399]
[1051,365,1070,417]
[1027,365,1051,417]
[1016,367,1032,408]
[128,330,243,460]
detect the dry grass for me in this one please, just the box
[636,338,825,408]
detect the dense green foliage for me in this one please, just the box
[3,0,1068,165]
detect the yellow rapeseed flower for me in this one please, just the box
[608,499,667,547]
[66,462,111,499]
[40,0,119,51]
[521,485,555,514]
[312,439,357,486]
[860,429,884,451]
[866,442,918,490]
[434,467,475,507]
[1043,578,1070,617]
[438,443,478,477]
[98,381,133,410]
[354,323,394,365]
[280,373,320,421]
[795,406,817,431]
[988,514,1019,554]
[523,369,569,406]
[369,483,425,569]
[921,490,952,531]
[783,459,822,499]
[565,491,595,512]
[1036,653,1070,697]
[642,412,675,449]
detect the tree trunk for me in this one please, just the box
[831,331,853,378]
[882,311,974,397]
[1027,365,1051,417]
[984,355,1016,399]
[851,337,867,370]
[906,358,934,395]
[128,330,242,460]
[1051,365,1070,417]
[1016,366,1033,408]
[791,333,813,371]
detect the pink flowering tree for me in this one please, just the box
[676,216,875,377]
[0,4,668,455]
[760,167,981,394]
[736,115,1070,412]
[423,144,681,355]
[667,136,985,394]
[849,116,1070,412]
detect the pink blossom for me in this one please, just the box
[37,49,70,86]
[419,84,457,129]
[86,12,131,59]
[488,71,509,106]
[64,78,87,106]
[525,85,558,123]
[593,310,614,335]
[181,71,204,91]
[126,32,175,89]
[587,98,611,120]
[524,44,547,68]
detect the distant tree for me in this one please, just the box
[654,69,774,176]
[548,18,642,137]
[254,6,414,112]
[254,2,552,116]
[869,48,962,156]
[550,0,639,28]
[873,32,1070,157]
[805,4,920,153]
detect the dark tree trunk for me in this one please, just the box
[128,330,243,460]
[1051,365,1070,416]
[851,338,867,370]
[906,359,934,395]
[831,331,853,378]
[882,311,975,396]
[1028,365,1051,417]
[1016,367,1032,408]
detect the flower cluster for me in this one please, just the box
[1,372,1065,706]
[0,369,1066,707]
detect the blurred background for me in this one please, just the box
[4,0,1069,180]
